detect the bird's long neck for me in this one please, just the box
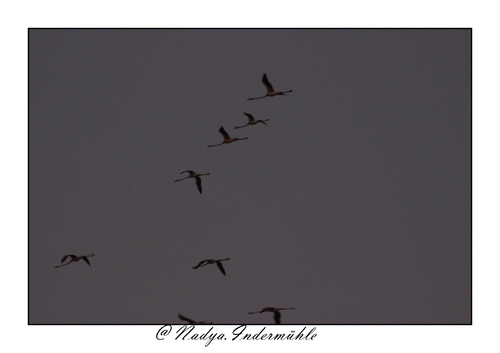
[208,142,224,147]
[247,95,267,101]
[54,262,71,269]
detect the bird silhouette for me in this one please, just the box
[247,73,293,101]
[248,307,295,324]
[178,313,213,325]
[54,253,95,269]
[234,112,270,129]
[192,258,230,276]
[208,126,248,147]
[174,170,210,194]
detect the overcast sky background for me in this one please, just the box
[28,28,471,325]
[3,1,500,351]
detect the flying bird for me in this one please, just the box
[247,73,293,101]
[54,253,95,269]
[234,112,270,129]
[207,126,248,147]
[174,170,210,194]
[192,258,230,276]
[178,313,213,325]
[248,307,296,324]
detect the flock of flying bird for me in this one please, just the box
[54,73,295,325]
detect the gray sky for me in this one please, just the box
[29,29,470,325]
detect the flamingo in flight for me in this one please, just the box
[54,253,95,269]
[174,170,210,194]
[192,258,230,276]
[207,126,247,147]
[234,112,270,129]
[178,313,213,325]
[247,73,293,101]
[248,307,296,324]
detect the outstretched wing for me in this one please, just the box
[218,126,230,140]
[216,261,226,276]
[243,112,256,122]
[195,177,202,194]
[178,313,196,324]
[273,311,281,324]
[83,257,91,266]
[61,255,75,263]
[262,74,275,93]
[192,260,207,269]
